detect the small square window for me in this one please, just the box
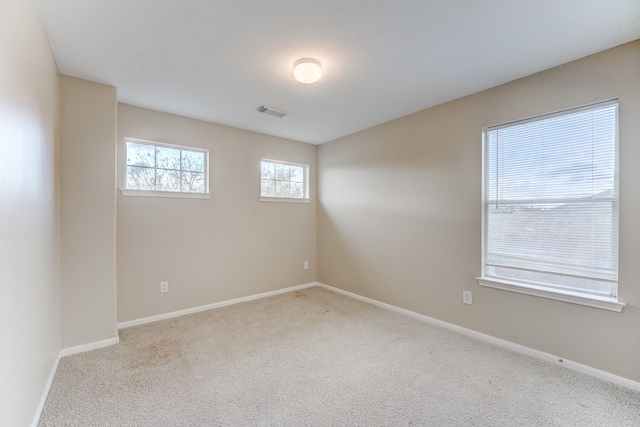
[260,159,309,202]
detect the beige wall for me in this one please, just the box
[117,104,317,322]
[60,76,118,348]
[318,41,640,381]
[0,0,61,425]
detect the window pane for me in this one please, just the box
[261,161,275,179]
[126,143,155,167]
[156,146,180,170]
[290,165,304,183]
[259,159,309,200]
[261,179,275,197]
[275,163,290,181]
[180,172,205,193]
[124,139,209,195]
[487,202,616,275]
[488,105,616,202]
[182,150,205,172]
[275,181,291,197]
[291,182,304,198]
[156,169,181,191]
[126,166,155,190]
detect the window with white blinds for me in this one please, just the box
[482,100,619,300]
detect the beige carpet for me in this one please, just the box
[39,287,640,426]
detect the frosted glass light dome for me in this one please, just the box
[293,58,322,84]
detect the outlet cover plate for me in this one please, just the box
[463,291,472,305]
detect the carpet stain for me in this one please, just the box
[293,291,307,298]
[127,339,183,369]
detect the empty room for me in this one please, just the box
[2,0,640,425]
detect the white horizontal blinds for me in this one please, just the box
[485,100,618,297]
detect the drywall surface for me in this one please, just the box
[60,76,118,348]
[318,41,640,381]
[0,0,61,425]
[117,104,317,322]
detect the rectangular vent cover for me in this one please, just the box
[257,105,287,118]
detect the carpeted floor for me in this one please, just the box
[39,286,640,426]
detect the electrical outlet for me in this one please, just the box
[304,261,309,270]
[463,291,472,305]
[160,281,169,293]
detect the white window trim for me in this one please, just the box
[120,189,211,199]
[260,158,310,202]
[259,196,310,203]
[476,277,624,312]
[477,99,624,312]
[121,137,210,198]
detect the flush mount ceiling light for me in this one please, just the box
[293,58,322,84]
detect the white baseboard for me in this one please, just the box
[117,282,317,329]
[60,336,120,358]
[316,282,640,393]
[31,352,61,427]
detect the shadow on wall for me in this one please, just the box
[317,149,480,320]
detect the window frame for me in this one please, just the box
[477,100,624,312]
[259,158,311,203]
[120,137,211,199]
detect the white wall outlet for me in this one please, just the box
[160,281,169,293]
[463,291,472,305]
[304,261,309,270]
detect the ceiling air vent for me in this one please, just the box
[257,105,287,118]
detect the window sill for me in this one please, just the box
[119,189,211,199]
[259,197,311,203]
[476,277,625,312]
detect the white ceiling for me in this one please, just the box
[36,0,640,145]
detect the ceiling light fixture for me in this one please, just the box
[293,58,322,84]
